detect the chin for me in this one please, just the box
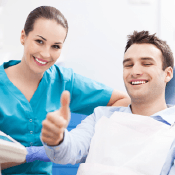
[30,65,46,75]
[129,92,146,101]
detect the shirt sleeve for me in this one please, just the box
[43,112,96,165]
[160,138,175,175]
[68,72,113,115]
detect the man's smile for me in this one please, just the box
[130,80,148,85]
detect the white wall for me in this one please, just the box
[160,0,175,55]
[0,0,173,92]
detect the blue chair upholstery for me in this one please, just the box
[52,113,87,175]
[165,67,175,105]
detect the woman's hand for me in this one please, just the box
[41,91,70,146]
[26,146,51,162]
[107,89,131,107]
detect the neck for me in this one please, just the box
[131,96,167,116]
[15,59,43,84]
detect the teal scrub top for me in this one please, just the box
[0,60,113,175]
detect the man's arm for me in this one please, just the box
[41,91,95,164]
[160,138,175,175]
[107,89,130,107]
[42,118,95,165]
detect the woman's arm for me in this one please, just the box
[107,89,131,107]
[68,69,130,115]
[1,161,26,170]
[1,146,51,170]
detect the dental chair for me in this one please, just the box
[165,67,175,105]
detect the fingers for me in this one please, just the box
[60,91,70,122]
[41,112,67,146]
[41,91,71,146]
[61,91,70,107]
[46,110,67,128]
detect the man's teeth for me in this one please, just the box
[34,57,47,65]
[131,81,146,85]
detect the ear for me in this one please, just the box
[20,29,26,45]
[164,66,173,83]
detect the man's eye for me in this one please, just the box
[52,45,60,49]
[124,64,133,67]
[36,40,43,44]
[143,63,152,66]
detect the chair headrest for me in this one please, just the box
[165,67,175,105]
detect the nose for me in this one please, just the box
[40,46,51,58]
[131,64,143,77]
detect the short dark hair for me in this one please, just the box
[24,6,68,39]
[125,31,174,70]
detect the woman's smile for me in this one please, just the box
[33,56,48,66]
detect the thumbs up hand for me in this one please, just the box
[41,91,70,146]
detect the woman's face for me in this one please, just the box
[20,18,67,75]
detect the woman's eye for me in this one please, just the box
[36,40,43,44]
[52,45,60,49]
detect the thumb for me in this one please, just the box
[60,91,70,122]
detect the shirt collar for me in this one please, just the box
[128,104,175,125]
[151,105,175,125]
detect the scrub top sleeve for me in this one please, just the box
[69,72,113,115]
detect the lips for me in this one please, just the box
[130,80,148,85]
[33,56,48,65]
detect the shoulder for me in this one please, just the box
[93,106,129,122]
[165,105,175,115]
[45,64,74,82]
[153,105,175,124]
[0,60,20,83]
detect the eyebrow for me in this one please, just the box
[123,58,132,64]
[37,35,46,41]
[123,57,155,64]
[140,57,155,62]
[36,35,63,44]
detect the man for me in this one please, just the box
[41,31,175,174]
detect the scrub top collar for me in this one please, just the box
[0,60,47,105]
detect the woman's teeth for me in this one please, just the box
[34,57,47,65]
[131,81,147,85]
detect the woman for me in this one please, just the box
[0,6,130,175]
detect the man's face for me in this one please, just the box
[123,43,169,103]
